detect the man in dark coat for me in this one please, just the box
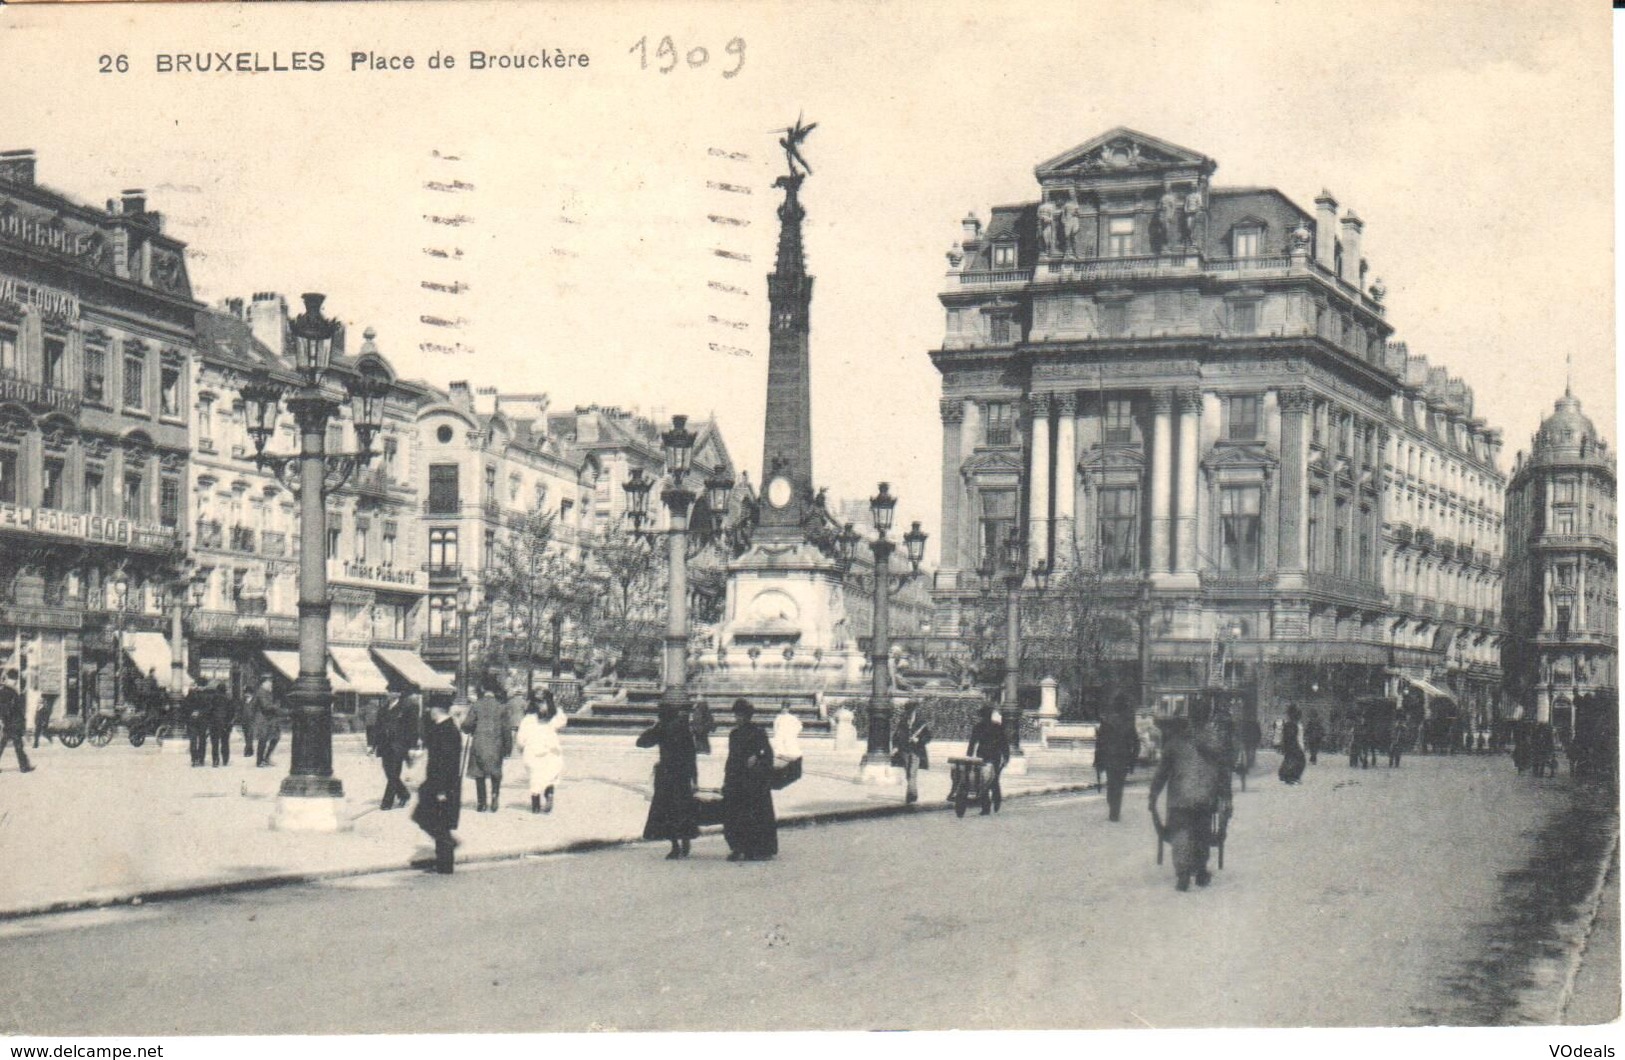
[32,695,53,747]
[690,699,715,755]
[207,680,236,766]
[0,668,34,773]
[413,700,463,874]
[183,681,211,767]
[1148,699,1232,892]
[1094,697,1141,822]
[462,677,513,812]
[377,693,415,811]
[723,699,778,861]
[251,676,281,767]
[1304,709,1326,765]
[965,703,1010,815]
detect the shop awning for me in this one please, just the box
[261,650,354,694]
[372,648,455,693]
[331,646,391,697]
[123,632,178,692]
[1400,675,1454,702]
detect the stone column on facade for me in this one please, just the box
[1052,392,1078,567]
[938,397,964,575]
[1277,386,1311,576]
[1173,387,1201,578]
[1148,389,1173,576]
[1027,394,1052,569]
[962,400,982,569]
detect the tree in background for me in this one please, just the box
[482,507,595,697]
[579,521,666,681]
[1021,544,1137,719]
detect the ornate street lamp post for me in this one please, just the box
[455,575,475,706]
[845,482,927,783]
[978,528,1047,775]
[168,561,209,699]
[623,415,734,720]
[242,293,393,832]
[109,567,130,713]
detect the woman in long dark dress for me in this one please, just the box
[637,704,699,859]
[722,698,778,862]
[1278,704,1306,785]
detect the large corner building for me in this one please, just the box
[930,128,1507,725]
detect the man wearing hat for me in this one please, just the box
[1094,695,1141,822]
[1147,698,1231,891]
[0,668,33,773]
[722,698,778,861]
[413,698,464,874]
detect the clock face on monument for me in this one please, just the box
[766,476,794,509]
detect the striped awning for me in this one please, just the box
[261,650,354,694]
[330,646,391,697]
[371,648,455,693]
[122,632,178,692]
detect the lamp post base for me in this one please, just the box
[857,752,902,786]
[269,792,353,833]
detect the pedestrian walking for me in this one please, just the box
[1147,699,1231,892]
[690,698,715,755]
[0,668,34,773]
[1304,708,1325,765]
[208,679,236,766]
[239,684,256,759]
[463,676,513,812]
[964,703,1010,815]
[1389,716,1408,769]
[412,700,463,874]
[31,696,53,747]
[183,680,211,767]
[772,702,804,759]
[1094,696,1140,821]
[251,676,281,767]
[890,700,931,805]
[360,697,381,757]
[637,703,699,859]
[722,699,778,862]
[1277,704,1306,784]
[516,690,567,814]
[377,692,415,810]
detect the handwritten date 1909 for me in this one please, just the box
[630,36,744,78]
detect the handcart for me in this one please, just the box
[1152,800,1231,870]
[946,755,985,818]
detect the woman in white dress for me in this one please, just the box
[516,690,568,813]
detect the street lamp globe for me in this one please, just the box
[623,467,653,526]
[240,373,284,457]
[1003,530,1024,577]
[111,569,129,607]
[349,362,392,457]
[705,471,734,520]
[837,522,861,568]
[903,520,928,570]
[662,414,696,478]
[457,575,473,615]
[290,293,340,384]
[977,554,996,594]
[870,482,897,535]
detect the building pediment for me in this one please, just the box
[1202,441,1277,471]
[1079,444,1146,473]
[961,447,1025,477]
[1034,127,1214,182]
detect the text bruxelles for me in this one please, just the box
[152,50,590,73]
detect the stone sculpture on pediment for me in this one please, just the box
[1061,197,1083,257]
[1182,185,1207,247]
[1037,199,1060,256]
[1156,183,1181,253]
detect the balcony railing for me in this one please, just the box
[1415,529,1436,552]
[1394,592,1416,613]
[351,468,394,498]
[422,634,462,657]
[1390,523,1414,547]
[483,498,504,520]
[954,267,1034,287]
[0,374,81,416]
[229,525,257,553]
[424,562,463,581]
[196,519,224,549]
[261,531,288,557]
[424,497,460,516]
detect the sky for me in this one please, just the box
[1,0,1612,563]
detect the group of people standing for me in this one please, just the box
[639,698,779,862]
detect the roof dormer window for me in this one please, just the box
[992,243,1016,269]
[1232,223,1263,259]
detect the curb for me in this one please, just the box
[1554,819,1621,1023]
[0,778,1109,924]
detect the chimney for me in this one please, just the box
[961,212,983,247]
[1339,210,1363,286]
[448,381,473,411]
[121,189,147,218]
[0,150,37,187]
[1313,190,1338,272]
[247,292,288,357]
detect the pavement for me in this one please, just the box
[0,729,1102,919]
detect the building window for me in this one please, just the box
[1106,216,1135,257]
[84,468,103,515]
[1232,225,1262,259]
[1229,301,1259,335]
[1339,414,1354,456]
[428,464,460,514]
[382,523,397,565]
[327,524,341,560]
[0,327,16,378]
[41,459,64,509]
[1103,399,1134,444]
[508,472,521,503]
[122,470,145,521]
[484,528,496,568]
[44,337,66,388]
[123,352,145,410]
[985,401,1013,447]
[84,345,106,403]
[1099,486,1139,572]
[1358,510,1372,580]
[1554,478,1577,503]
[1334,498,1349,576]
[0,450,15,504]
[1554,508,1576,535]
[1219,486,1262,573]
[354,523,368,563]
[979,490,1017,569]
[1307,491,1321,570]
[428,527,459,569]
[428,594,457,635]
[382,436,398,476]
[1100,302,1127,337]
[198,398,213,442]
[484,463,498,500]
[1225,395,1261,441]
[992,244,1016,269]
[989,313,1015,345]
[160,478,180,528]
[1310,402,1325,446]
[160,366,181,417]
